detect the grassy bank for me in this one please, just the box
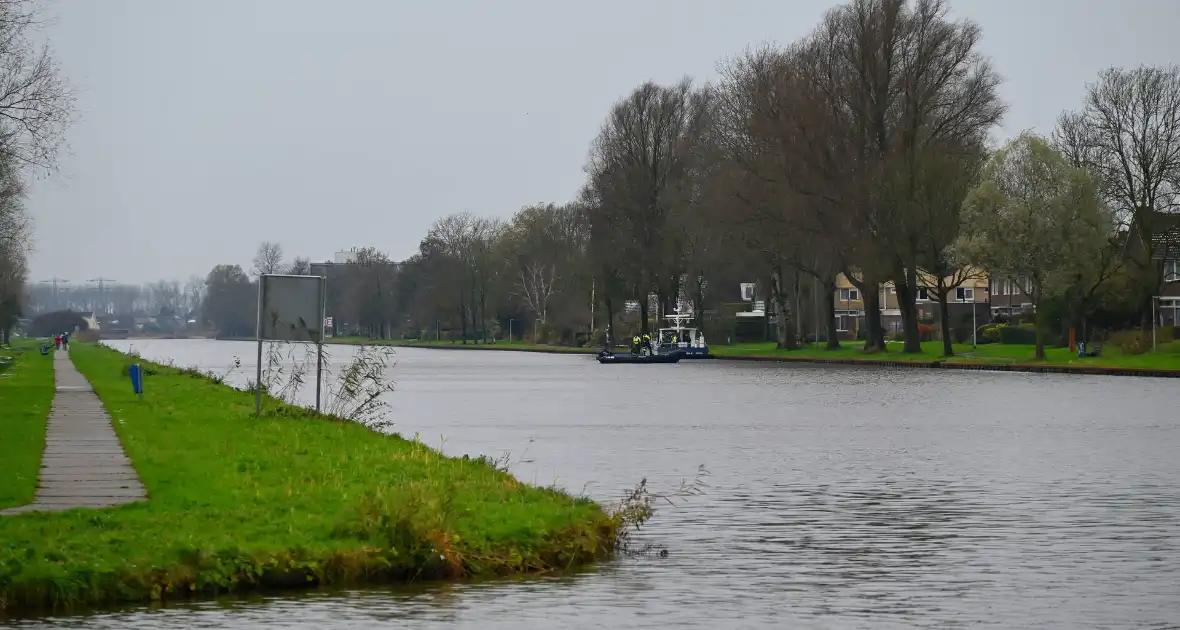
[0,343,620,616]
[712,339,1180,370]
[0,340,55,510]
[331,336,1180,373]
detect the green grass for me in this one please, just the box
[328,335,1180,372]
[712,339,1180,370]
[0,339,55,510]
[0,343,618,616]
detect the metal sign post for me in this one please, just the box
[254,279,264,415]
[315,342,323,413]
[255,274,328,416]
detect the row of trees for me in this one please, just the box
[26,278,206,318]
[0,0,74,344]
[195,0,1176,359]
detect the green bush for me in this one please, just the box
[1107,328,1175,355]
[977,322,1005,344]
[998,324,1038,345]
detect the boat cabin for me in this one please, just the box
[654,313,710,357]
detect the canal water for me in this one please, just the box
[7,339,1179,629]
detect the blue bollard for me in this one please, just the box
[129,364,144,399]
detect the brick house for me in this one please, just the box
[833,270,991,338]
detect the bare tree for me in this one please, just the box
[584,78,713,333]
[0,0,74,171]
[1057,65,1180,320]
[183,275,205,317]
[0,238,24,343]
[287,256,311,275]
[252,241,285,276]
[514,262,558,324]
[0,153,26,342]
[912,141,989,356]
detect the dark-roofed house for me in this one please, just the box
[1127,211,1180,325]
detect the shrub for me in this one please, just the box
[977,322,1004,344]
[1107,328,1175,355]
[998,324,1037,345]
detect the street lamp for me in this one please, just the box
[1152,296,1159,353]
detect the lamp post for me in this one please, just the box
[1152,296,1158,353]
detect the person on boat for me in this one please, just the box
[642,333,653,356]
[631,334,641,355]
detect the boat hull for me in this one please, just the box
[657,345,713,359]
[596,351,683,364]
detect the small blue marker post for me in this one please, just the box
[129,363,144,400]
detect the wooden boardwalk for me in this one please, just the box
[0,349,146,515]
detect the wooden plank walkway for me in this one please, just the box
[0,349,146,515]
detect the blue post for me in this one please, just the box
[129,364,144,399]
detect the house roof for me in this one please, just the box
[1150,214,1180,256]
[1128,211,1180,259]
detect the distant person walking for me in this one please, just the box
[62,332,70,350]
[54,334,61,350]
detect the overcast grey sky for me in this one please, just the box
[24,0,1180,284]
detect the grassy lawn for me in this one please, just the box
[328,335,1180,372]
[0,339,55,510]
[0,343,617,616]
[713,339,1180,370]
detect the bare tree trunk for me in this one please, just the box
[823,278,840,350]
[1034,307,1046,360]
[862,284,886,353]
[771,266,798,350]
[846,273,885,353]
[892,263,922,353]
[458,297,467,344]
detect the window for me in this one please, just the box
[916,287,929,301]
[956,287,974,301]
[839,288,859,301]
[1165,259,1179,282]
[834,310,860,332]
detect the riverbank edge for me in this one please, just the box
[318,339,1180,378]
[0,343,622,618]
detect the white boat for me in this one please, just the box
[654,313,712,359]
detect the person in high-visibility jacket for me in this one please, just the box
[632,335,641,355]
